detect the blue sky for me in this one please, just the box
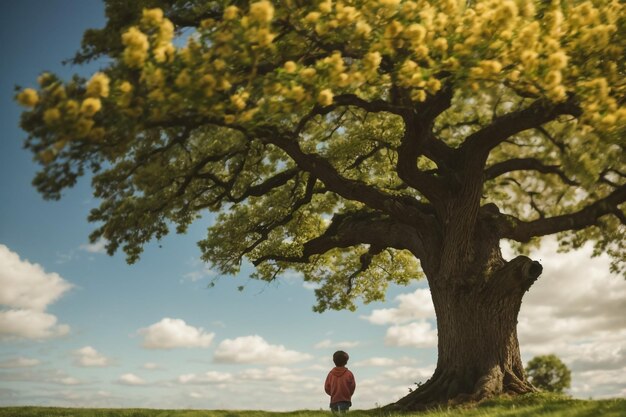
[0,1,624,411]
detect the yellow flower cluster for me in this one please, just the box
[223,5,239,20]
[81,97,102,116]
[122,26,149,68]
[17,88,39,108]
[317,89,334,106]
[86,72,110,98]
[249,1,274,24]
[43,108,61,125]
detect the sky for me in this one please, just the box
[0,0,625,411]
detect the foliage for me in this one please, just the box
[525,354,572,393]
[1,394,626,416]
[15,0,626,312]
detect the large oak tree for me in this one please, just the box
[16,0,625,409]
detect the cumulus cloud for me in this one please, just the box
[142,362,161,370]
[238,367,315,383]
[139,318,215,349]
[0,357,40,368]
[385,321,437,348]
[79,238,108,254]
[0,244,72,340]
[512,238,626,398]
[361,288,435,325]
[177,371,232,385]
[72,346,111,367]
[116,373,146,386]
[353,357,418,367]
[382,365,436,383]
[313,339,360,349]
[213,335,313,365]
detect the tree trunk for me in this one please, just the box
[390,255,543,410]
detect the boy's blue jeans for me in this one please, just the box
[330,401,351,413]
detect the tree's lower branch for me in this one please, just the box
[485,158,578,186]
[502,184,626,241]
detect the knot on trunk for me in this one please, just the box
[491,255,543,294]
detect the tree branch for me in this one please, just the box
[462,96,582,158]
[485,158,578,186]
[502,184,626,241]
[253,210,427,266]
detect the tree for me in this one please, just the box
[525,355,572,394]
[16,0,625,410]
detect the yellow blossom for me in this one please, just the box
[426,78,441,94]
[121,26,149,68]
[319,0,332,14]
[37,73,53,86]
[305,11,321,23]
[75,118,95,136]
[81,97,102,116]
[363,52,382,72]
[224,114,236,124]
[86,72,111,98]
[118,81,133,94]
[284,61,297,74]
[288,85,306,102]
[480,60,502,75]
[64,100,79,116]
[355,20,371,37]
[230,92,249,110]
[43,108,61,125]
[16,88,39,107]
[223,5,239,20]
[411,89,427,102]
[544,71,562,88]
[433,38,448,54]
[548,51,568,70]
[547,85,566,102]
[249,1,274,24]
[317,89,334,106]
[175,71,191,88]
[141,8,164,26]
[300,67,317,82]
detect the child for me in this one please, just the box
[324,350,356,413]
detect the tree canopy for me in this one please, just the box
[526,354,572,393]
[16,0,625,313]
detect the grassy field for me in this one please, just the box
[1,394,625,417]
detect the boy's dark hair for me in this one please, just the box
[333,350,349,367]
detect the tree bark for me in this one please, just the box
[389,254,543,410]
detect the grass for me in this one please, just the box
[1,394,625,417]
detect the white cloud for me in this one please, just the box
[142,362,161,370]
[384,321,437,348]
[79,238,108,254]
[178,371,232,384]
[72,346,111,367]
[213,335,313,365]
[381,366,436,383]
[139,318,215,349]
[237,367,315,383]
[353,357,418,367]
[117,373,146,386]
[0,357,40,368]
[361,288,435,325]
[0,244,72,340]
[313,339,360,349]
[0,309,70,340]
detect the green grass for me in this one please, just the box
[1,394,625,417]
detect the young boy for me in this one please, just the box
[324,350,356,413]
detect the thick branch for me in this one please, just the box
[502,184,626,241]
[253,211,427,266]
[462,97,582,158]
[485,158,578,186]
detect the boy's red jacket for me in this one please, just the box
[325,366,356,403]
